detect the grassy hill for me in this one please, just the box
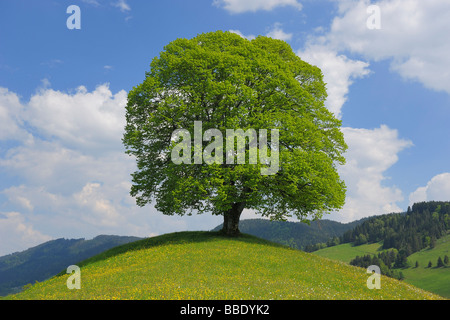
[3,231,443,300]
[314,233,450,298]
[0,235,142,296]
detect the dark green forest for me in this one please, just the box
[307,201,450,253]
[342,201,449,253]
[213,218,365,250]
[308,201,450,279]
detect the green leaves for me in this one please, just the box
[123,30,347,223]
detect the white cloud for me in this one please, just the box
[113,0,131,12]
[292,0,450,221]
[0,85,134,252]
[230,23,292,41]
[23,84,127,154]
[2,185,64,214]
[2,187,34,212]
[296,0,450,120]
[81,0,100,6]
[73,182,123,227]
[0,85,224,255]
[39,78,52,90]
[329,125,413,222]
[0,211,52,256]
[328,0,450,94]
[229,29,256,40]
[409,173,450,206]
[265,22,293,41]
[0,88,28,141]
[297,44,370,119]
[214,0,302,14]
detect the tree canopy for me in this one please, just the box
[123,31,347,235]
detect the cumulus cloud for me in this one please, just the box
[1,186,35,212]
[266,22,293,41]
[0,88,28,141]
[409,173,450,206]
[295,0,450,119]
[329,125,413,222]
[0,211,52,256]
[0,84,224,255]
[293,0,450,220]
[229,30,256,40]
[0,84,135,252]
[328,0,450,94]
[23,84,127,154]
[214,0,302,14]
[297,44,370,119]
[74,182,123,227]
[230,23,292,42]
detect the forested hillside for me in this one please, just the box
[213,218,365,250]
[307,201,449,254]
[311,201,450,284]
[0,235,142,296]
[341,201,449,254]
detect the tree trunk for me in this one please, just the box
[221,202,245,236]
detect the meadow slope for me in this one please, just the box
[5,232,444,300]
[314,234,450,298]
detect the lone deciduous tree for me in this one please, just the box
[123,31,347,236]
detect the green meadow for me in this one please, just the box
[403,235,450,298]
[313,242,387,263]
[314,234,450,298]
[3,232,443,300]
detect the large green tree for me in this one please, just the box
[123,31,347,236]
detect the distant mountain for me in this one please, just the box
[0,235,142,296]
[212,218,366,250]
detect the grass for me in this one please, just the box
[313,242,386,263]
[313,234,450,299]
[3,231,444,300]
[402,235,450,298]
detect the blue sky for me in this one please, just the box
[1,0,450,255]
